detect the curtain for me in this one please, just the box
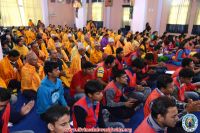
[92,2,103,21]
[167,0,190,33]
[122,6,131,28]
[0,0,22,26]
[0,0,42,26]
[23,0,43,26]
[192,1,200,35]
[168,0,190,25]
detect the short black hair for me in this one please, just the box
[15,37,23,44]
[179,68,194,78]
[131,58,144,69]
[0,88,11,102]
[154,44,162,51]
[8,50,20,57]
[181,58,193,67]
[43,104,70,124]
[44,61,59,75]
[112,68,126,80]
[81,61,96,69]
[151,96,176,119]
[157,75,173,90]
[118,29,122,34]
[84,80,103,96]
[193,52,200,59]
[36,34,43,40]
[116,47,123,55]
[104,55,115,65]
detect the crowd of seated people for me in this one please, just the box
[0,20,200,133]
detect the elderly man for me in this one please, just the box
[70,42,89,75]
[104,38,116,56]
[21,51,44,101]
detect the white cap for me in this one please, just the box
[68,33,72,38]
[94,41,100,46]
[108,38,114,43]
[51,34,56,37]
[77,42,84,50]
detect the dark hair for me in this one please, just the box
[104,55,115,65]
[127,34,133,42]
[112,67,126,80]
[84,80,103,96]
[140,37,148,53]
[193,52,200,59]
[118,29,122,35]
[53,37,59,41]
[154,44,162,51]
[15,37,23,45]
[131,58,144,69]
[43,104,69,124]
[30,40,37,48]
[81,61,96,69]
[151,96,176,119]
[0,88,11,102]
[116,47,123,55]
[44,61,59,75]
[36,34,43,40]
[145,53,154,61]
[182,58,193,67]
[178,40,187,49]
[8,50,20,57]
[179,68,194,78]
[157,75,173,90]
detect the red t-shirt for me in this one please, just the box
[70,70,95,97]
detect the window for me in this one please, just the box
[92,1,103,21]
[0,0,43,26]
[0,0,22,26]
[168,0,190,25]
[23,0,43,25]
[122,6,131,28]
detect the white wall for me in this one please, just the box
[131,0,147,32]
[41,0,49,26]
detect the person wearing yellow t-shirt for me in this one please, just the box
[47,35,57,50]
[21,51,42,101]
[55,42,69,62]
[24,28,36,45]
[70,42,89,75]
[90,42,103,64]
[36,34,49,58]
[28,19,34,27]
[0,77,7,88]
[49,49,72,88]
[104,38,116,56]
[13,37,29,60]
[0,50,23,92]
[30,41,46,65]
[63,34,75,56]
[123,35,134,56]
[115,36,125,48]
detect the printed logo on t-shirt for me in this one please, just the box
[51,89,60,103]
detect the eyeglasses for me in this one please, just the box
[120,75,128,79]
